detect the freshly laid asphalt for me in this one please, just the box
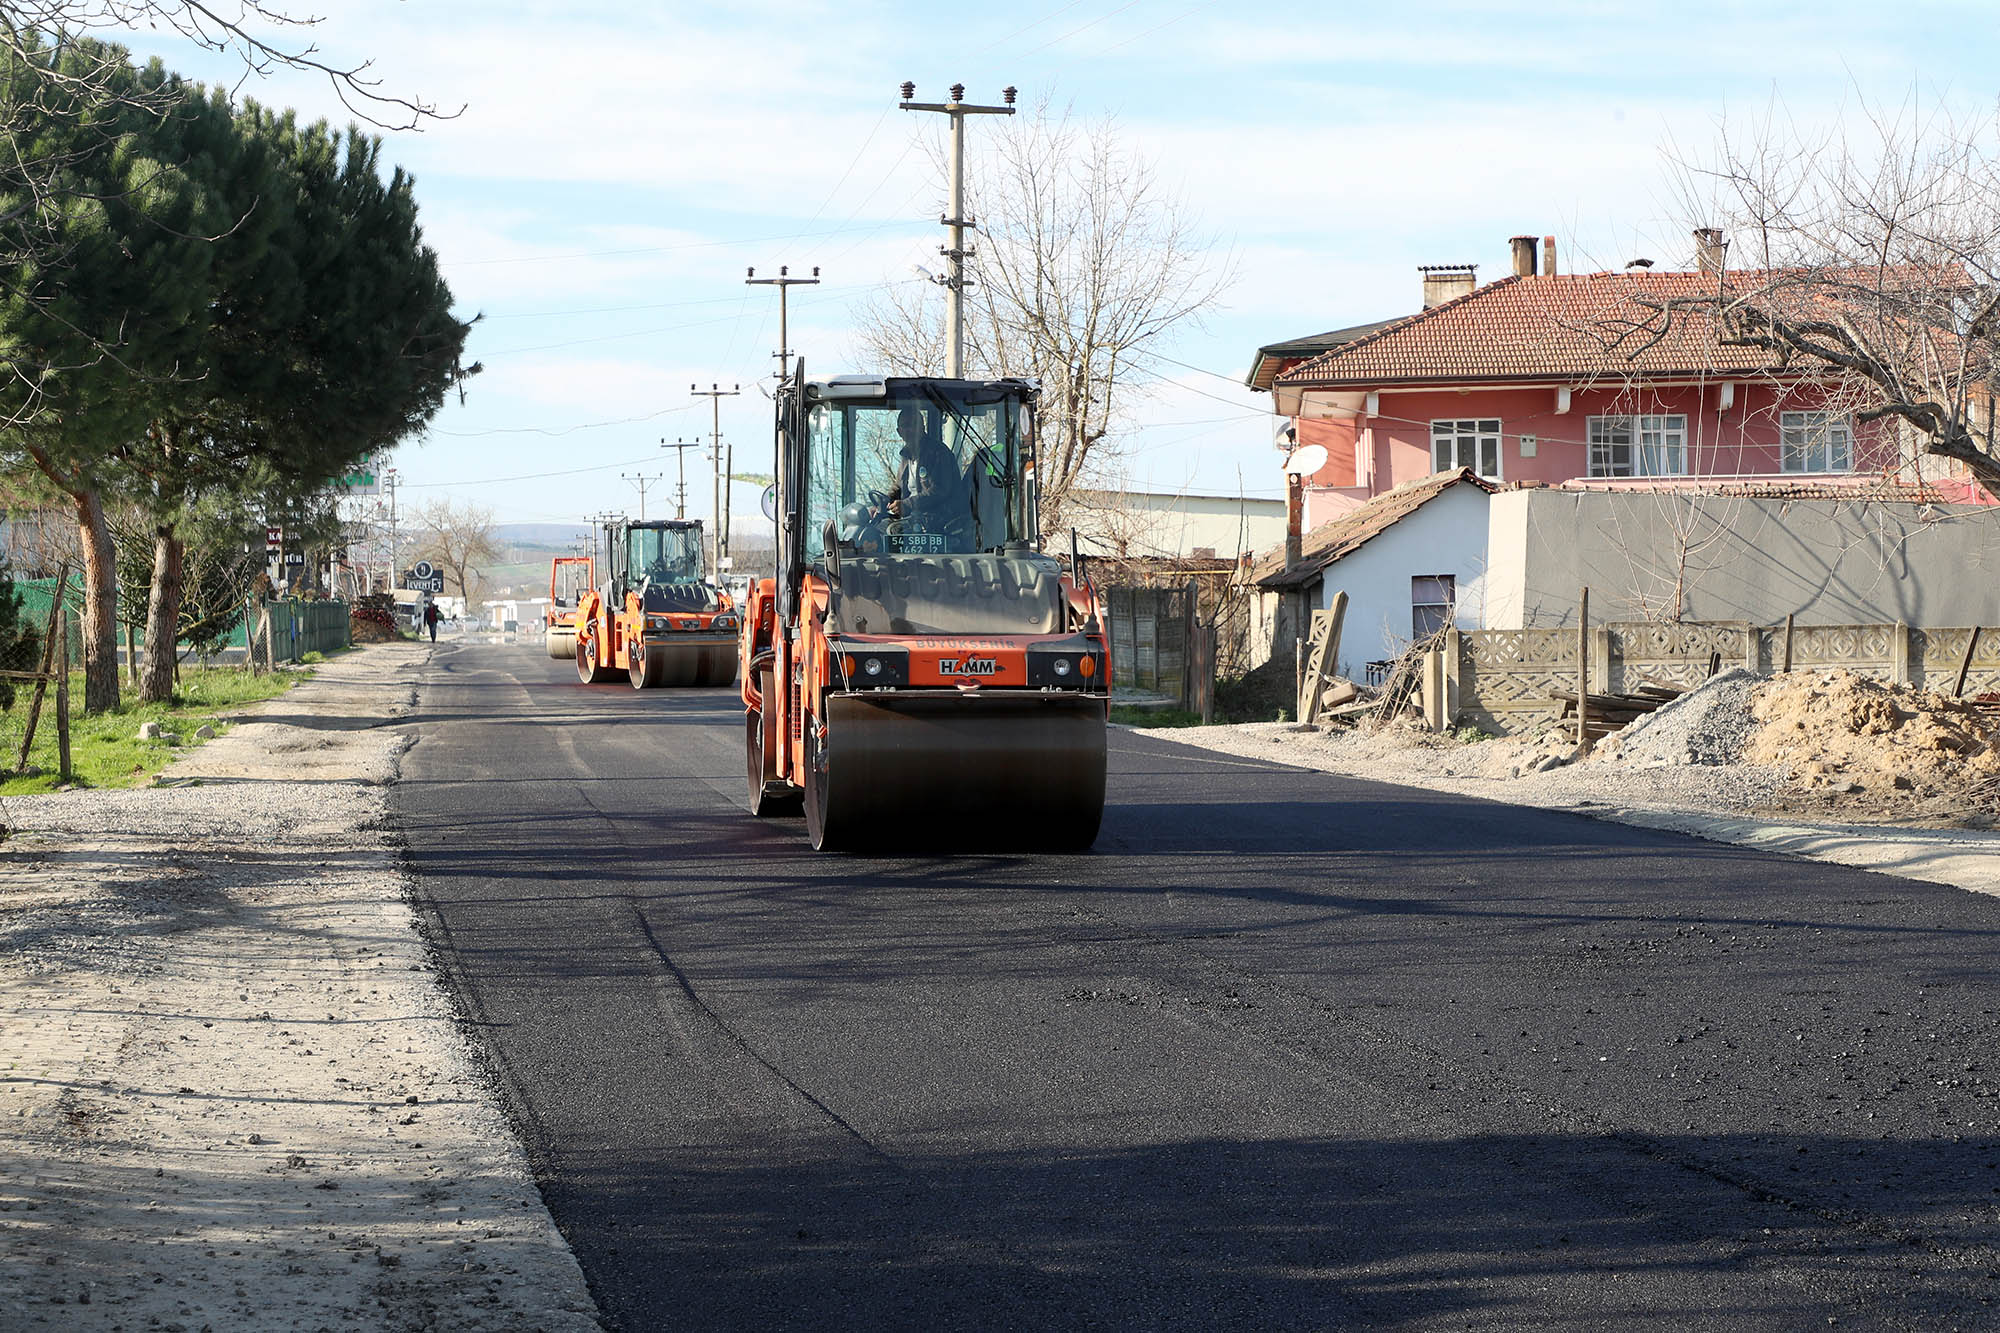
[393,640,2000,1331]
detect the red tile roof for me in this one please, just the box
[1254,468,1495,589]
[1276,270,1798,387]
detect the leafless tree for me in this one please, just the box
[1,3,453,130]
[1646,95,2000,492]
[853,105,1231,533]
[411,498,496,605]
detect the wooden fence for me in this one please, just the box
[1445,620,2000,736]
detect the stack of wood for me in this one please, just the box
[1548,683,1684,740]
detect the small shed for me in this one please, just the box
[1254,469,1495,680]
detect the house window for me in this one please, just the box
[1412,574,1456,639]
[1780,411,1853,473]
[1430,419,1501,479]
[1588,415,1687,477]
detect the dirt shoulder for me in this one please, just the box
[1156,718,2000,899]
[0,643,602,1332]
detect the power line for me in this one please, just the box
[399,453,670,488]
[429,404,698,438]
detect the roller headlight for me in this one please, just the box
[1052,658,1071,677]
[714,613,737,631]
[864,657,883,677]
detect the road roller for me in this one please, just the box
[740,368,1109,851]
[543,555,594,659]
[574,517,740,689]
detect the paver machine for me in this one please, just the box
[543,554,594,659]
[740,369,1109,851]
[574,517,740,688]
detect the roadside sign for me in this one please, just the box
[283,552,305,566]
[265,525,282,552]
[338,453,381,493]
[402,567,444,593]
[413,559,436,581]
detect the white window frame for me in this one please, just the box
[1587,414,1688,477]
[1429,418,1503,480]
[1780,411,1854,473]
[1412,574,1456,640]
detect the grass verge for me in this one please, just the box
[0,666,302,795]
[1109,705,1209,728]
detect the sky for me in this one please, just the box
[115,0,2000,535]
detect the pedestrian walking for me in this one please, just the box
[423,600,440,643]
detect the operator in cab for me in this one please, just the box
[884,406,966,530]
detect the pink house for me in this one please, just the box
[1252,233,1993,531]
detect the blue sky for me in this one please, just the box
[121,0,2000,529]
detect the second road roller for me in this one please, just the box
[575,517,740,688]
[740,367,1109,851]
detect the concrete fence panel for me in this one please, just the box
[1454,619,2000,735]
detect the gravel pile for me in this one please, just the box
[1600,668,1760,767]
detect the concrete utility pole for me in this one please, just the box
[899,81,1015,379]
[383,468,400,592]
[745,266,820,384]
[620,471,664,521]
[691,383,740,575]
[659,439,700,519]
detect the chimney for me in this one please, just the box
[1285,474,1302,569]
[1694,227,1726,275]
[1542,235,1558,276]
[1509,235,1539,278]
[1420,263,1478,308]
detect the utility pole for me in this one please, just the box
[899,81,1015,378]
[690,383,740,574]
[382,468,400,593]
[745,265,820,384]
[660,438,701,519]
[620,471,664,521]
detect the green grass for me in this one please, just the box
[1109,705,1209,729]
[0,666,301,794]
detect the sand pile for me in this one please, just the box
[1745,669,2000,815]
[1588,666,1999,825]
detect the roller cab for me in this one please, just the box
[744,370,1110,851]
[574,518,740,688]
[543,555,593,658]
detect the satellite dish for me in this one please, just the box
[1273,419,1298,451]
[1283,444,1329,477]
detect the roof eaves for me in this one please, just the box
[1279,276,1525,383]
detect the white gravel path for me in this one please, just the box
[0,643,602,1332]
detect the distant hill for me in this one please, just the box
[494,523,590,548]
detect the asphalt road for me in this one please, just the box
[394,640,2000,1331]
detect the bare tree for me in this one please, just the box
[1648,96,2000,492]
[853,105,1230,532]
[411,498,496,605]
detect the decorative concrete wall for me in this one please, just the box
[1451,620,2000,736]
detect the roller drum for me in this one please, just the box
[546,627,577,659]
[644,638,739,688]
[807,692,1105,852]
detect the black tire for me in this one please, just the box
[803,719,837,850]
[576,632,615,684]
[746,699,802,817]
[629,642,665,689]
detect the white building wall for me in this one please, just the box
[1315,484,1491,677]
[1483,489,1530,630]
[1072,489,1286,561]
